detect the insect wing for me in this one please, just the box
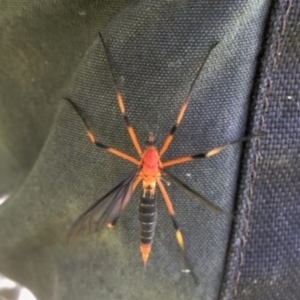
[69,171,138,239]
[163,170,223,214]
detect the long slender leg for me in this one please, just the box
[157,178,185,250]
[98,32,143,157]
[159,42,219,157]
[65,97,140,166]
[162,136,250,168]
[157,178,199,284]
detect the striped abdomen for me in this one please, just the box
[139,189,157,265]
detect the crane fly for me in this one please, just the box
[66,33,244,270]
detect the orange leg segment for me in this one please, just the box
[162,156,193,168]
[159,99,190,158]
[162,136,251,168]
[107,147,140,165]
[159,42,219,158]
[116,91,143,156]
[132,175,143,192]
[120,174,143,211]
[98,32,143,157]
[158,177,200,283]
[64,97,140,166]
[157,178,185,250]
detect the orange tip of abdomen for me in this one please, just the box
[140,244,152,267]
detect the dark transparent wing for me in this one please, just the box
[69,171,138,240]
[163,170,224,214]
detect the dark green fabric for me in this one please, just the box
[0,0,132,194]
[0,1,270,300]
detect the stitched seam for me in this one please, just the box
[219,1,293,299]
[233,0,293,298]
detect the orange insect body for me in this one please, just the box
[136,143,162,266]
[67,36,238,275]
[140,146,162,185]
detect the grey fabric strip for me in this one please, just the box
[221,1,300,299]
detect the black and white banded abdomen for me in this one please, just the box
[139,190,157,245]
